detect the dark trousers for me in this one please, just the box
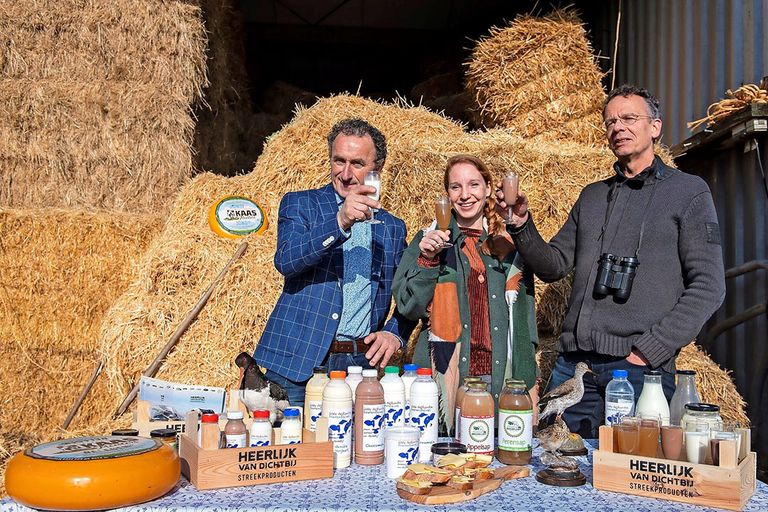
[264,351,371,408]
[547,351,676,439]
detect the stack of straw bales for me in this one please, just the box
[0,0,208,212]
[465,9,606,145]
[0,209,161,495]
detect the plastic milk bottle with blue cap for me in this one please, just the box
[323,371,353,468]
[380,366,406,428]
[401,364,418,424]
[409,368,439,462]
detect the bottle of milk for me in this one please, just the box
[322,371,353,468]
[346,366,364,405]
[636,370,670,426]
[380,366,406,428]
[304,366,329,432]
[409,368,439,462]
[401,364,418,424]
[604,369,635,427]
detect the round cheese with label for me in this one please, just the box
[208,196,269,239]
[5,436,180,511]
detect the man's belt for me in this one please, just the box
[329,339,369,354]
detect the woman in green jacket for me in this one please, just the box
[393,154,538,436]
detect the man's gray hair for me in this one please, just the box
[327,118,387,170]
[603,84,662,119]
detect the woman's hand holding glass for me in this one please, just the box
[419,228,451,259]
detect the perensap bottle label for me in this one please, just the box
[498,409,532,451]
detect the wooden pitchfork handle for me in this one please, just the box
[112,241,248,419]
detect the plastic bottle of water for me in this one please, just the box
[605,369,635,426]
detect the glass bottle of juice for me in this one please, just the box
[454,376,482,440]
[459,381,495,456]
[497,379,532,464]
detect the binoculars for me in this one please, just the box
[593,253,639,301]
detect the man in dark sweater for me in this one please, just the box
[499,85,726,438]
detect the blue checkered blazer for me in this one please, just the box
[254,183,414,382]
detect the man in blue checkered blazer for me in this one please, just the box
[254,118,415,405]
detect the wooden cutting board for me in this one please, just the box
[396,465,530,505]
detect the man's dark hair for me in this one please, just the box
[603,84,662,119]
[327,118,387,170]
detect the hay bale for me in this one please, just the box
[0,1,207,98]
[0,208,162,426]
[0,0,209,213]
[465,9,606,145]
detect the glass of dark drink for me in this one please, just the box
[435,196,453,248]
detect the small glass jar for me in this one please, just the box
[681,403,722,433]
[150,428,178,451]
[111,428,139,436]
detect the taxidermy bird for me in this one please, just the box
[538,362,594,423]
[536,417,579,468]
[235,352,290,423]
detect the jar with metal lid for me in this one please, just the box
[681,403,722,432]
[150,428,178,451]
[111,428,139,436]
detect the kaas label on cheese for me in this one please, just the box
[26,436,161,461]
[208,196,268,239]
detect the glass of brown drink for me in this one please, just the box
[660,423,683,460]
[435,196,453,248]
[502,172,519,224]
[616,416,640,455]
[638,414,660,457]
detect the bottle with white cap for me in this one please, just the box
[380,366,406,428]
[346,366,364,405]
[401,364,418,424]
[409,367,439,462]
[323,370,353,468]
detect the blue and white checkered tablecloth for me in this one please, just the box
[2,441,766,512]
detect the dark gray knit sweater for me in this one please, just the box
[511,156,726,372]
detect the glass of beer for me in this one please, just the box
[638,414,661,458]
[363,170,382,224]
[616,416,640,455]
[435,196,453,248]
[502,172,519,224]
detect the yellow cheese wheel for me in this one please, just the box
[208,196,269,239]
[5,436,180,511]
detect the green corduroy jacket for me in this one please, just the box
[392,215,538,433]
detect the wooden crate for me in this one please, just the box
[593,425,757,511]
[179,413,333,490]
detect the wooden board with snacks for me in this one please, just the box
[395,453,529,505]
